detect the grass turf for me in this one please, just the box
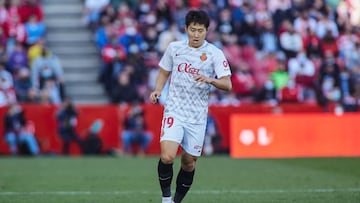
[0,156,359,203]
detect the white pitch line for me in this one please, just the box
[0,188,360,196]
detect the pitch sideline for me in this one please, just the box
[1,188,360,196]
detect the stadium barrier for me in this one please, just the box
[0,104,123,155]
[230,113,360,158]
[0,103,352,156]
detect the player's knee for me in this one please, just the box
[181,160,196,171]
[160,153,176,164]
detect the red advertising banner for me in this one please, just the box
[230,113,360,158]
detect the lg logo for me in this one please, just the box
[239,127,273,146]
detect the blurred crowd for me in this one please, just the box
[1,0,359,111]
[84,0,360,111]
[0,0,65,107]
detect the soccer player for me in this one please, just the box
[149,10,232,203]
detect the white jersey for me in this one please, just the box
[159,40,231,124]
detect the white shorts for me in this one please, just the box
[160,114,206,157]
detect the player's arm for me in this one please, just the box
[150,68,171,103]
[194,75,232,91]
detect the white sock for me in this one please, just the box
[162,196,172,203]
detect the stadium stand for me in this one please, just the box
[0,0,359,110]
[82,0,359,112]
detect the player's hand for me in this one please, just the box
[193,74,212,84]
[150,91,161,104]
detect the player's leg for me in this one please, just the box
[159,140,179,203]
[173,122,206,202]
[158,115,184,203]
[173,151,197,203]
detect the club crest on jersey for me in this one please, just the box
[200,53,207,61]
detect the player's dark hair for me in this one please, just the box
[185,10,210,29]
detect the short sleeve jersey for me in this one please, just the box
[159,40,231,124]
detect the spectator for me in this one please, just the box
[14,67,32,102]
[134,0,152,23]
[31,47,65,99]
[110,65,141,104]
[320,30,339,58]
[279,20,303,58]
[270,55,289,91]
[303,27,322,59]
[56,98,82,155]
[27,37,46,67]
[18,0,43,23]
[348,0,360,27]
[4,102,39,156]
[99,3,117,24]
[0,27,7,47]
[316,12,339,40]
[278,78,303,103]
[0,43,7,65]
[339,68,357,111]
[24,14,46,46]
[216,8,233,35]
[94,17,114,50]
[0,61,16,106]
[118,23,145,55]
[271,0,294,32]
[25,87,40,103]
[257,52,289,105]
[0,1,8,25]
[2,14,26,53]
[293,9,317,38]
[288,50,316,101]
[81,119,103,155]
[172,0,188,29]
[231,62,256,101]
[257,18,278,55]
[116,1,134,20]
[100,34,127,92]
[255,79,277,104]
[157,23,184,53]
[316,52,341,106]
[154,0,173,27]
[222,33,242,68]
[41,78,62,105]
[267,0,292,14]
[351,64,360,104]
[121,101,152,156]
[238,4,258,45]
[7,40,28,75]
[337,24,359,69]
[82,0,110,30]
[288,51,316,85]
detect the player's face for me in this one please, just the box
[186,23,208,48]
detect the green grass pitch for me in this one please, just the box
[1,156,359,203]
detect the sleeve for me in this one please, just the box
[213,49,231,78]
[158,43,173,72]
